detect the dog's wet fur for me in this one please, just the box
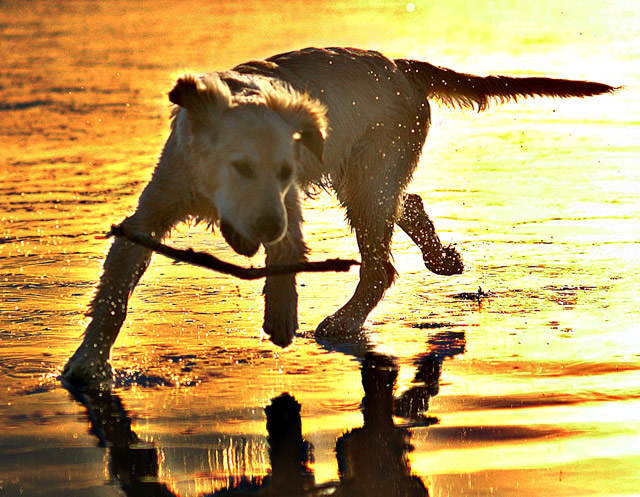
[62,47,617,387]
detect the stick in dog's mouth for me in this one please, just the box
[107,224,359,280]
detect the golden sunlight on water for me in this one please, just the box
[1,1,639,496]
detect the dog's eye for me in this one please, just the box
[231,161,254,179]
[278,163,293,182]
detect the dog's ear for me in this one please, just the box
[265,90,328,162]
[169,75,204,110]
[168,74,231,122]
[294,127,325,163]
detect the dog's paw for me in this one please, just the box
[315,309,366,339]
[263,309,298,348]
[61,347,113,390]
[424,244,464,276]
[263,276,298,347]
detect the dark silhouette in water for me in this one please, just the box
[263,393,316,494]
[66,330,465,496]
[67,388,175,497]
[334,353,429,497]
[395,330,466,420]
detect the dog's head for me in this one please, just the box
[169,74,327,256]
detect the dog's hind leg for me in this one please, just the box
[397,193,464,275]
[263,188,308,347]
[315,200,397,338]
[316,152,405,338]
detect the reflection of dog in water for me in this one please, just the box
[394,330,466,420]
[336,353,429,497]
[62,46,616,387]
[68,335,466,496]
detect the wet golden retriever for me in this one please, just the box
[63,47,616,386]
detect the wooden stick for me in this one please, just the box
[107,224,359,280]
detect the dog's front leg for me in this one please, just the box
[263,188,308,347]
[62,177,185,388]
[62,233,150,388]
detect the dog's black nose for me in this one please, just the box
[255,214,284,242]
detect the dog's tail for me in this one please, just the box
[395,59,619,111]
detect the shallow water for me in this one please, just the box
[1,1,639,496]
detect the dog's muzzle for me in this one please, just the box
[254,213,286,244]
[220,221,260,257]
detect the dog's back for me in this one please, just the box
[235,48,430,184]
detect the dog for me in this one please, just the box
[62,47,616,387]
